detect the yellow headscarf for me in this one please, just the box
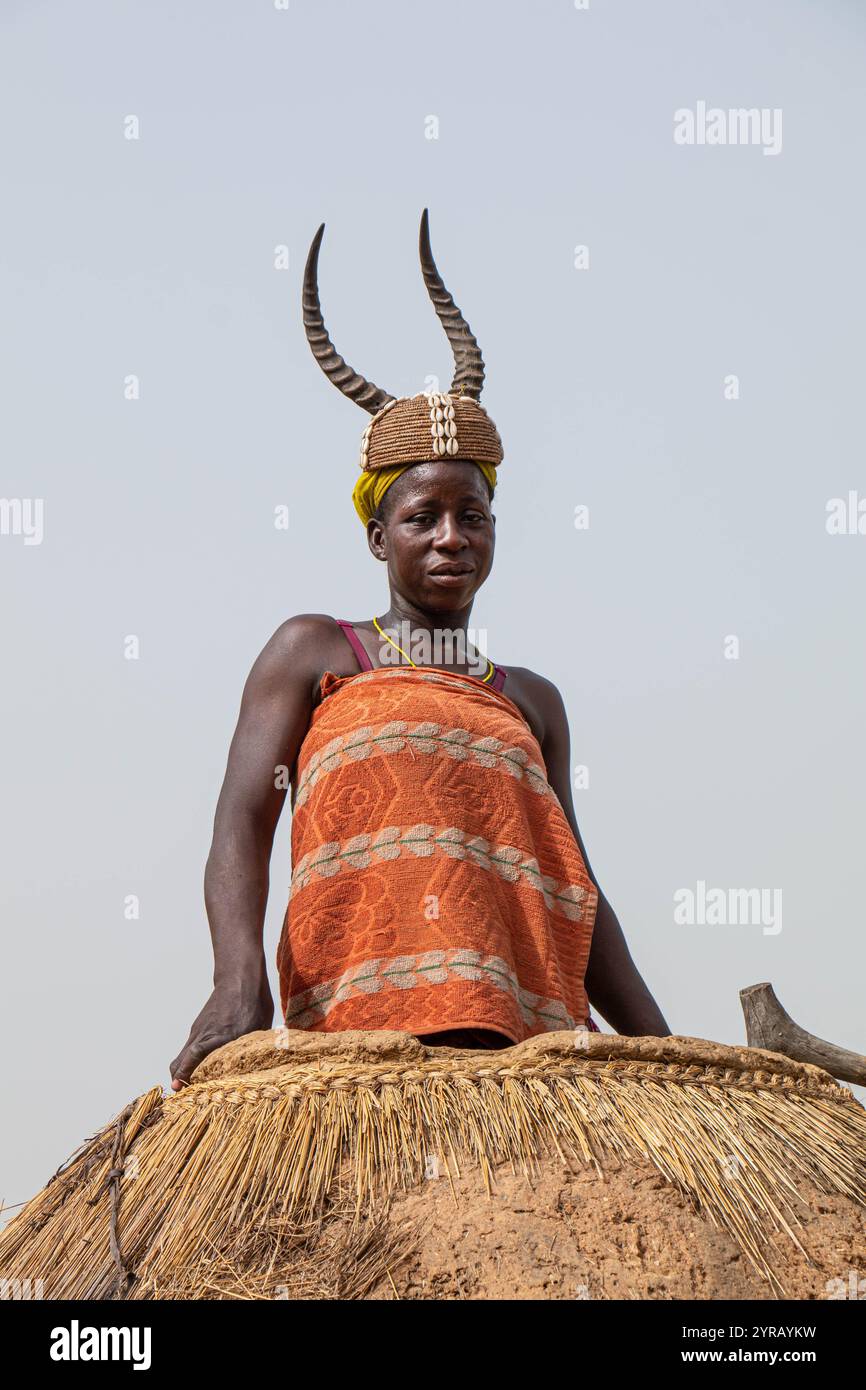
[352,459,498,526]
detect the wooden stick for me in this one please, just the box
[740,982,866,1086]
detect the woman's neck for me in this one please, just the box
[371,596,489,676]
[376,595,475,634]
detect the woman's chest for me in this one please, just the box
[295,669,548,806]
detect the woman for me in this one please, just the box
[169,212,670,1090]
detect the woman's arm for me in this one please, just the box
[168,615,326,1088]
[536,676,671,1037]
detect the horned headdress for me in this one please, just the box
[303,210,503,523]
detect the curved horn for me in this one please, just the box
[418,208,485,400]
[302,224,395,416]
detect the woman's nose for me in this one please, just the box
[432,516,466,548]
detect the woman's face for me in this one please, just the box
[367,461,496,610]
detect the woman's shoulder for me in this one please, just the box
[494,665,567,747]
[255,613,335,665]
[274,613,380,692]
[251,614,359,699]
[269,612,341,646]
[496,663,563,701]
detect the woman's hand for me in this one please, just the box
[169,971,274,1090]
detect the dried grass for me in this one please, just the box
[2,1032,864,1300]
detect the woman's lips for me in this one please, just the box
[428,570,473,585]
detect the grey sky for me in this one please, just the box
[2,0,865,1216]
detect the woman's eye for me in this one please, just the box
[404,511,485,525]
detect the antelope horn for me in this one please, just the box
[302,224,395,416]
[740,981,866,1085]
[419,208,485,401]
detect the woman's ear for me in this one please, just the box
[367,517,387,560]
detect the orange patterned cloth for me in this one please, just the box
[276,666,599,1043]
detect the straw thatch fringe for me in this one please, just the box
[2,1031,864,1299]
[133,1198,425,1302]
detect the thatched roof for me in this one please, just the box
[2,1029,864,1299]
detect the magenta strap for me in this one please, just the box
[334,619,373,672]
